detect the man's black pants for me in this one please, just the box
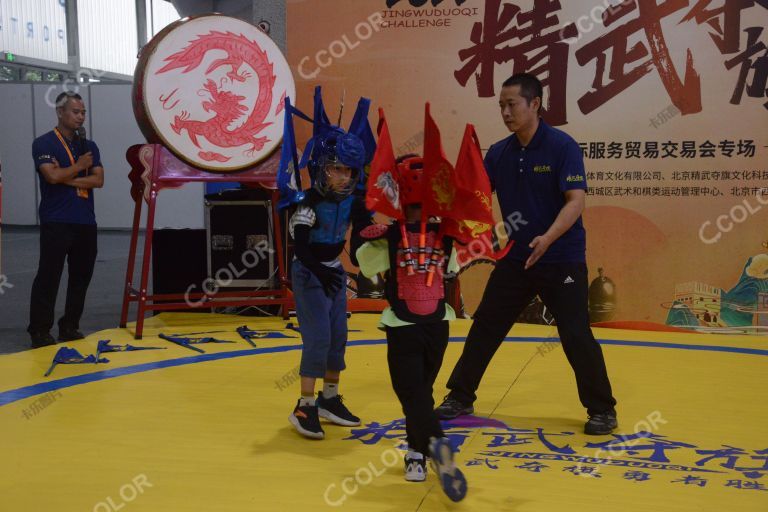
[28,223,97,335]
[447,259,616,415]
[386,320,449,456]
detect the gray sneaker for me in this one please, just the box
[435,396,474,420]
[584,411,618,435]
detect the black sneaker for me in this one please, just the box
[404,452,427,482]
[435,396,474,420]
[30,331,56,349]
[317,392,361,426]
[288,399,324,439]
[58,328,85,342]
[584,411,618,435]
[429,437,467,502]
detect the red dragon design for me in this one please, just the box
[156,31,277,162]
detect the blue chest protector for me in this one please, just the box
[309,196,354,245]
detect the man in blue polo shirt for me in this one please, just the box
[436,74,618,435]
[28,91,104,348]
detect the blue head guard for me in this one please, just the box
[278,86,376,209]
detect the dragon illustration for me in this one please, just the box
[430,163,455,211]
[156,31,277,162]
[375,171,401,212]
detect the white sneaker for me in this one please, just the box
[404,451,427,482]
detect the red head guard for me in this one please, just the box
[396,156,424,207]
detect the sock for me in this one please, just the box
[406,450,424,460]
[323,381,339,398]
[299,395,315,407]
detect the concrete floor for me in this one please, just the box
[0,226,141,354]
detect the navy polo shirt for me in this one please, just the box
[484,120,587,263]
[33,130,101,225]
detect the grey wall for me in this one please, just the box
[0,83,205,229]
[0,85,37,225]
[0,0,289,229]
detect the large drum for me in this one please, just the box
[133,14,295,173]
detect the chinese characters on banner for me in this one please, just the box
[456,0,767,119]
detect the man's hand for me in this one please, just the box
[76,152,93,171]
[524,190,585,269]
[525,233,553,269]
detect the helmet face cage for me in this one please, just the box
[313,155,359,200]
[309,129,365,201]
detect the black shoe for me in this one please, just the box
[429,437,468,502]
[288,399,324,439]
[317,392,361,426]
[58,328,85,342]
[30,331,56,348]
[435,396,474,420]
[584,411,618,435]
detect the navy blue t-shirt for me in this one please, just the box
[484,120,587,263]
[33,130,101,225]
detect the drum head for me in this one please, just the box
[133,14,295,173]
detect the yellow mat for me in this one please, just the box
[1,313,766,511]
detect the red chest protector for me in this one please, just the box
[361,222,451,323]
[384,223,448,323]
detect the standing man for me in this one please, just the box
[28,91,104,348]
[435,74,618,435]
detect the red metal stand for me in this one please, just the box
[119,144,292,339]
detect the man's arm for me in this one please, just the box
[482,147,496,193]
[525,189,585,269]
[63,140,102,188]
[64,166,104,189]
[38,153,93,185]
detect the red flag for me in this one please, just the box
[454,229,513,268]
[440,124,495,243]
[421,103,455,218]
[453,124,494,226]
[366,109,403,219]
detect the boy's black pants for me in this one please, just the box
[386,320,449,456]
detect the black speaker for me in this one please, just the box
[205,193,275,289]
[152,229,208,313]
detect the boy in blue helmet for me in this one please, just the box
[287,128,373,440]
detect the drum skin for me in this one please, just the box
[133,14,295,173]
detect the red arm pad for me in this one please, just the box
[360,223,390,241]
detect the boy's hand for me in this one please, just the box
[316,267,345,297]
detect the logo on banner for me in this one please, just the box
[386,0,470,5]
[381,0,480,29]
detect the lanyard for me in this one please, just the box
[53,128,77,166]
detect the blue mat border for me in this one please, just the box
[2,336,766,407]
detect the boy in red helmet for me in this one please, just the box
[356,155,467,502]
